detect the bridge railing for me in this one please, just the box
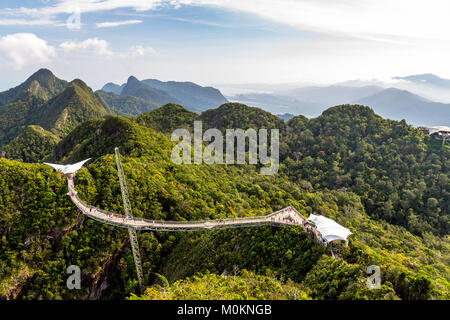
[119,212,270,225]
[72,193,302,226]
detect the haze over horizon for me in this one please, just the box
[2,0,450,91]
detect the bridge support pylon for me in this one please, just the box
[115,147,144,291]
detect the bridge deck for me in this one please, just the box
[66,176,309,232]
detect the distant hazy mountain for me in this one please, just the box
[141,79,228,111]
[277,113,295,121]
[278,85,384,106]
[229,85,385,117]
[335,73,450,103]
[228,92,321,117]
[102,82,125,95]
[120,76,182,106]
[355,88,450,126]
[0,68,67,106]
[393,73,450,88]
[95,90,159,116]
[229,80,450,126]
[102,77,228,112]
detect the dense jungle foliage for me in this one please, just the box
[0,72,448,300]
[283,105,449,236]
[3,125,60,163]
[129,270,311,300]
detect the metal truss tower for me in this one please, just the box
[114,147,144,290]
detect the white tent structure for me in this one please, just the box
[307,214,352,244]
[44,159,91,175]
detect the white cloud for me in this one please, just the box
[177,0,450,42]
[59,38,154,59]
[60,38,113,56]
[7,0,450,42]
[4,0,450,86]
[0,18,57,26]
[5,0,163,17]
[127,45,158,57]
[0,33,56,69]
[96,19,143,28]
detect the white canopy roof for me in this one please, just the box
[307,214,352,243]
[44,159,91,175]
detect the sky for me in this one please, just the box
[1,0,450,91]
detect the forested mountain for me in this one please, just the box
[0,69,70,148]
[134,103,198,133]
[0,69,67,107]
[34,79,108,136]
[3,125,59,163]
[0,103,448,300]
[0,76,109,162]
[199,103,285,130]
[284,105,449,236]
[0,94,48,147]
[0,70,448,301]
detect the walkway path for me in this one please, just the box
[66,175,309,232]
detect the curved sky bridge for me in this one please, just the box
[67,174,309,232]
[45,157,351,290]
[44,158,350,241]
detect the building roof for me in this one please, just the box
[419,126,450,134]
[307,214,352,243]
[44,159,91,175]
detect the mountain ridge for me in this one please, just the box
[0,76,109,158]
[355,87,450,126]
[120,76,182,107]
[102,76,228,112]
[95,90,159,116]
[394,73,450,88]
[0,69,68,106]
[141,78,228,111]
[34,79,109,136]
